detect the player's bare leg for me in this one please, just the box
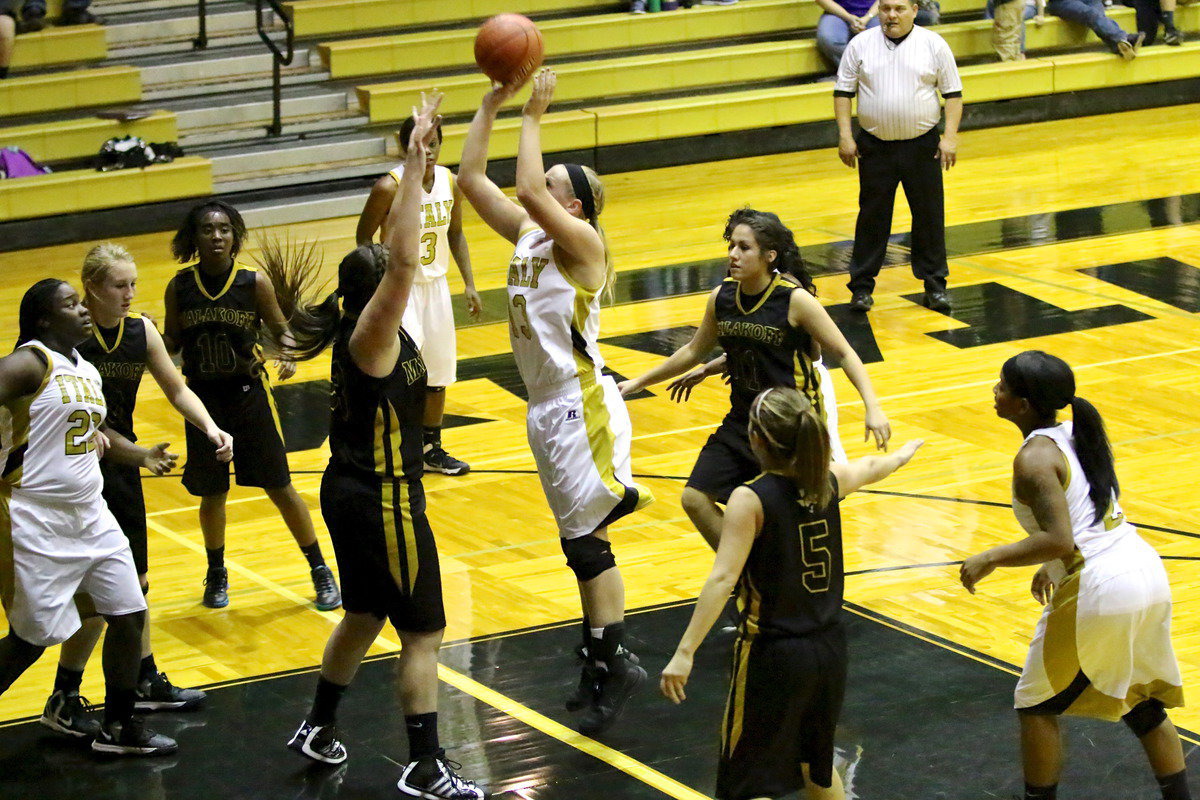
[682,486,725,550]
[265,483,341,611]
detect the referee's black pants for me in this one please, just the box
[846,127,949,297]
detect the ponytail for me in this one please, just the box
[253,235,341,362]
[749,387,832,509]
[287,291,342,362]
[1070,396,1119,523]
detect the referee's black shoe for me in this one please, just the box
[202,566,229,609]
[397,749,485,799]
[849,292,874,313]
[923,290,951,313]
[578,659,647,736]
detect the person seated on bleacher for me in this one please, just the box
[816,0,940,68]
[1045,0,1144,57]
[987,0,1040,60]
[1,0,100,34]
[1134,0,1183,45]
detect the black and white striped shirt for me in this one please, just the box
[834,25,962,141]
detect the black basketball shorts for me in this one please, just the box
[182,374,291,496]
[686,418,761,504]
[717,625,848,799]
[320,469,445,633]
[100,460,148,576]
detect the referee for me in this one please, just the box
[833,0,962,314]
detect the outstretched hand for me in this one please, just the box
[667,365,710,403]
[143,442,178,476]
[408,91,445,153]
[523,69,556,118]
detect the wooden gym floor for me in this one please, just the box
[1,103,1199,798]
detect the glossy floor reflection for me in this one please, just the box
[1,603,1194,800]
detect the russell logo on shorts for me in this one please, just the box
[566,409,580,421]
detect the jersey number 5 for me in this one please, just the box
[510,294,533,340]
[798,519,833,594]
[65,409,104,455]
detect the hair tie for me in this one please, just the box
[564,164,596,222]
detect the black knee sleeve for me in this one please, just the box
[4,630,44,659]
[141,580,150,596]
[561,534,616,582]
[1122,699,1167,737]
[426,385,446,393]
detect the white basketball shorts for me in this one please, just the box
[402,276,457,388]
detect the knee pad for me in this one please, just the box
[4,630,45,660]
[561,534,616,582]
[1122,699,1167,737]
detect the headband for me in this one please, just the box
[564,164,596,222]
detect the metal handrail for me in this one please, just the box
[256,0,295,137]
[193,0,207,49]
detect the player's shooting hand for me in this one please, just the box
[208,428,234,463]
[959,551,996,595]
[838,135,859,168]
[1031,564,1057,605]
[864,406,891,451]
[275,358,296,381]
[667,365,709,403]
[464,286,483,319]
[523,69,556,118]
[143,443,178,476]
[484,80,521,110]
[660,650,694,704]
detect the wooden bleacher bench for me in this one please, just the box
[0,157,212,222]
[0,112,178,164]
[285,0,620,38]
[0,66,142,118]
[8,24,107,70]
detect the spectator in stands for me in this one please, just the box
[988,0,1040,60]
[1,0,99,33]
[1135,0,1183,45]
[817,0,941,68]
[0,9,12,79]
[1045,0,1144,57]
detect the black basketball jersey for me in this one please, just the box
[173,263,264,381]
[715,274,822,424]
[328,317,427,482]
[738,472,844,638]
[77,313,148,441]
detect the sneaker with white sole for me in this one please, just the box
[311,564,342,611]
[288,719,348,765]
[91,717,178,756]
[422,447,470,476]
[397,750,485,799]
[135,671,207,712]
[40,690,101,739]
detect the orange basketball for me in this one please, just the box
[474,13,544,86]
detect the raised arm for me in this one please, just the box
[829,439,922,497]
[457,82,531,244]
[789,289,890,450]
[660,486,761,704]
[960,439,1076,593]
[448,178,482,319]
[618,287,721,396]
[356,174,399,245]
[350,92,442,378]
[143,320,233,462]
[514,70,605,289]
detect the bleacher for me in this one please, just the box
[1,0,1197,236]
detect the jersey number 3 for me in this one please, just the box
[420,232,437,266]
[798,519,833,594]
[510,294,533,340]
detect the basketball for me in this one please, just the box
[474,13,544,86]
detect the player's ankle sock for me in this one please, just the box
[422,426,442,452]
[308,676,347,726]
[1024,784,1057,800]
[104,688,137,726]
[1161,10,1176,30]
[55,665,84,693]
[206,546,225,570]
[138,655,157,683]
[1157,769,1191,800]
[300,541,326,569]
[405,712,440,761]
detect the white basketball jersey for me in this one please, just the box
[1013,421,1140,564]
[507,227,605,392]
[384,163,454,283]
[0,341,106,504]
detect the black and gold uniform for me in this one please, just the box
[77,313,150,574]
[719,472,847,799]
[320,318,444,631]
[171,263,289,496]
[688,274,823,503]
